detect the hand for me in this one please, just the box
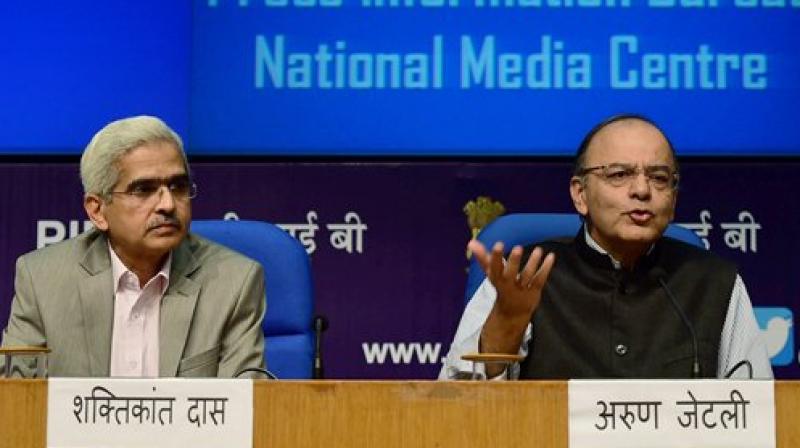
[469,239,555,361]
[469,239,556,322]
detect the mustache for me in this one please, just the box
[147,215,182,230]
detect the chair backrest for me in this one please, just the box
[191,220,314,379]
[464,213,705,303]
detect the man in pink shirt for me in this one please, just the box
[1,116,266,377]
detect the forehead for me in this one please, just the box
[584,120,673,166]
[115,141,186,183]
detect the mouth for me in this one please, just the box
[149,221,181,232]
[626,210,654,224]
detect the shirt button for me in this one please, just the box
[615,344,628,356]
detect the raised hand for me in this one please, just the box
[468,239,555,363]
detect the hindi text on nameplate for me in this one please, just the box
[47,378,252,448]
[568,380,775,448]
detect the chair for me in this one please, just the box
[464,213,705,302]
[191,220,314,379]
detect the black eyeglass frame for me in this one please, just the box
[577,163,680,190]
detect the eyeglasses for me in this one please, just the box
[109,176,198,203]
[579,163,679,190]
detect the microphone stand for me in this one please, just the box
[313,315,329,379]
[658,277,701,378]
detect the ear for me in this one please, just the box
[84,194,109,231]
[570,176,589,217]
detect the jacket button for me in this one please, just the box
[615,344,628,356]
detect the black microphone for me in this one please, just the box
[657,276,701,378]
[313,315,329,379]
[724,360,753,379]
[234,367,278,379]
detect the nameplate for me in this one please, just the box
[47,378,252,448]
[568,380,775,448]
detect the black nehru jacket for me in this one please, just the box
[518,228,736,379]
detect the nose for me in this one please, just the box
[628,171,651,200]
[154,185,177,211]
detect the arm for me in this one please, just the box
[1,256,47,376]
[440,240,554,379]
[473,241,555,378]
[717,275,773,379]
[439,278,533,379]
[216,261,267,378]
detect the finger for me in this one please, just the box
[505,245,524,283]
[518,246,544,287]
[487,242,505,281]
[530,252,556,289]
[467,239,490,271]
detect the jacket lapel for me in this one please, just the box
[159,237,201,376]
[77,231,114,377]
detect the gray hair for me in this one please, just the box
[80,116,188,198]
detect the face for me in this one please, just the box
[84,141,191,267]
[570,119,677,259]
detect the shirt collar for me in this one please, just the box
[583,226,655,271]
[108,243,172,294]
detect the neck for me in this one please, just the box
[129,264,162,287]
[110,244,168,287]
[610,245,648,270]
[585,225,649,270]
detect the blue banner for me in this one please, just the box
[190,0,800,154]
[1,1,798,155]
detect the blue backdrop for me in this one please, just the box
[1,1,798,154]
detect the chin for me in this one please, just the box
[620,227,662,244]
[148,233,185,251]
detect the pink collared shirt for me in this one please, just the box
[108,246,171,377]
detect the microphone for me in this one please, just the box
[724,360,753,379]
[234,367,278,379]
[313,315,329,379]
[657,276,701,378]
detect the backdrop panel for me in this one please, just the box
[0,160,796,378]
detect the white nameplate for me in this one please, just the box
[568,380,775,448]
[47,378,252,448]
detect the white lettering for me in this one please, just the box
[37,220,93,248]
[414,342,443,364]
[361,343,443,365]
[362,343,390,364]
[37,220,65,248]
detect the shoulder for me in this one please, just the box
[515,237,575,269]
[17,229,103,270]
[181,234,265,306]
[657,236,736,273]
[520,236,575,258]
